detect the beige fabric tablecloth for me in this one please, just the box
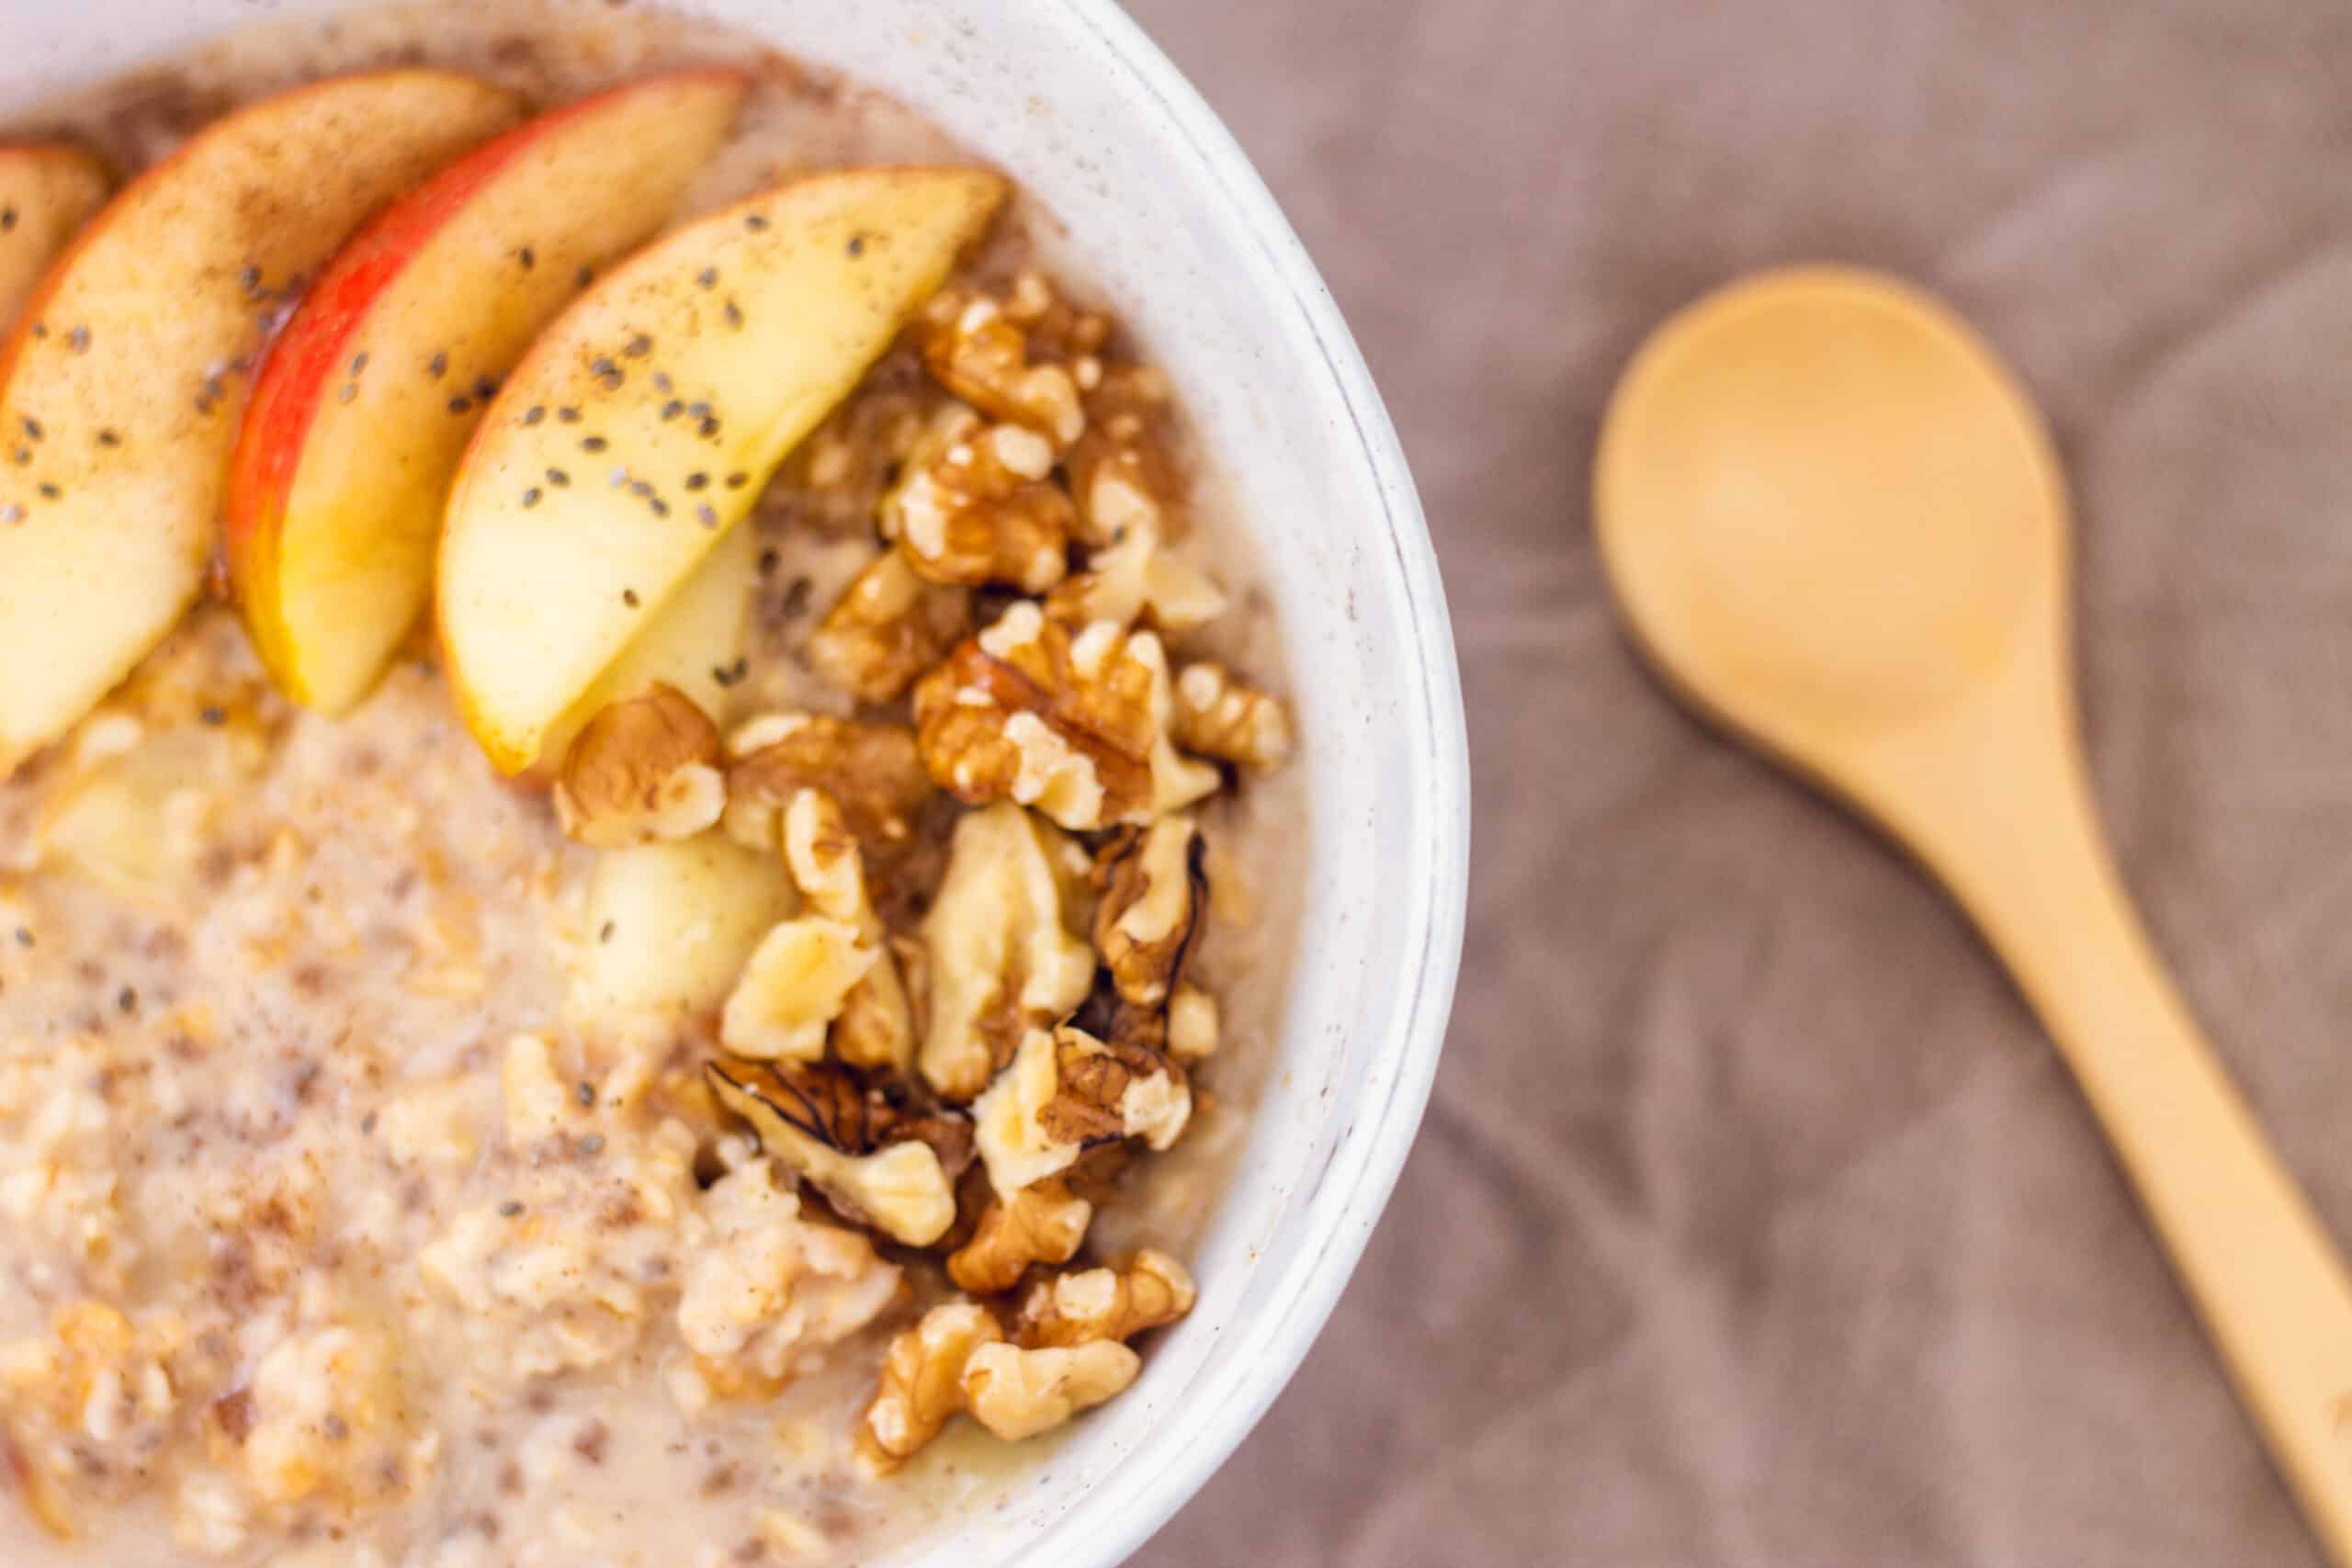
[1121,2,2352,1562]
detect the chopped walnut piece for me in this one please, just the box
[1015,1250,1196,1348]
[920,290,1085,445]
[1062,363,1179,547]
[719,914,875,1064]
[918,804,1096,1100]
[1174,663,1295,772]
[972,1027,1191,1200]
[552,683,726,849]
[999,268,1114,363]
[883,403,1076,592]
[1167,983,1219,1063]
[808,551,970,704]
[706,1062,958,1247]
[958,1339,1138,1442]
[1037,1028,1191,1152]
[1043,365,1227,630]
[1093,817,1206,1009]
[722,715,934,854]
[912,605,1219,831]
[783,789,913,1073]
[778,361,935,536]
[947,1179,1094,1296]
[1043,519,1227,635]
[855,1300,1004,1475]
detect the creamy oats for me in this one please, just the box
[0,6,1304,1563]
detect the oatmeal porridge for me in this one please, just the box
[0,6,1305,1563]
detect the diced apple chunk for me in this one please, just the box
[571,831,798,1019]
[439,166,1009,773]
[0,71,521,774]
[226,71,748,714]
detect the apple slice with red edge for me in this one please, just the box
[226,69,749,713]
[0,145,111,332]
[438,166,1008,773]
[0,71,520,774]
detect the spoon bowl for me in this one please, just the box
[1598,266,2060,784]
[1597,264,2352,1567]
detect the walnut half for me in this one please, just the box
[854,1302,1146,1465]
[947,1179,1094,1296]
[918,803,1095,1101]
[722,715,934,856]
[808,551,970,705]
[920,289,1086,446]
[912,605,1220,831]
[958,1339,1138,1442]
[971,1026,1192,1200]
[884,403,1076,593]
[1093,817,1206,1010]
[855,1300,1004,1475]
[1173,663,1294,773]
[719,911,873,1064]
[553,684,726,849]
[776,789,913,1073]
[1014,1250,1196,1348]
[706,1061,960,1247]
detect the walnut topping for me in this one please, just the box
[1014,1250,1195,1348]
[706,1062,958,1247]
[1173,663,1294,772]
[1062,363,1179,550]
[947,1179,1093,1296]
[883,403,1076,593]
[1044,366,1227,631]
[1043,515,1227,635]
[808,551,970,704]
[920,290,1085,446]
[912,608,1220,831]
[1093,818,1205,1009]
[779,365,935,536]
[958,1339,1138,1442]
[719,914,874,1064]
[918,803,1094,1100]
[1167,982,1219,1063]
[722,715,933,854]
[1039,1027,1192,1152]
[855,1301,1003,1476]
[998,269,1114,363]
[551,684,726,849]
[857,1271,1151,1466]
[971,1027,1192,1200]
[783,789,913,1073]
[970,1030,1085,1193]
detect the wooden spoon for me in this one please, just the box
[1594,264,2352,1562]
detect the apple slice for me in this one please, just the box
[0,72,520,774]
[0,145,111,332]
[439,167,1009,773]
[536,513,759,771]
[226,71,749,714]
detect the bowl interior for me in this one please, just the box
[0,3,1469,1562]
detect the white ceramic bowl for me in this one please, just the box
[3,3,1470,1561]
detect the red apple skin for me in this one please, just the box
[0,71,522,774]
[223,68,749,712]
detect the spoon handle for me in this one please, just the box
[1878,671,2352,1564]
